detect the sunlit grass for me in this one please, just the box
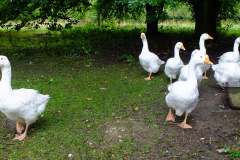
[220,20,240,36]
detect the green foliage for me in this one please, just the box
[221,146,240,159]
[229,150,240,158]
[95,0,168,21]
[185,0,239,22]
[0,25,142,59]
[47,22,64,31]
[0,0,239,32]
[165,1,192,20]
[0,0,91,30]
[218,0,240,21]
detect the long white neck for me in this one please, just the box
[188,60,199,85]
[174,47,180,59]
[199,38,206,55]
[0,66,12,91]
[233,41,239,54]
[142,38,149,53]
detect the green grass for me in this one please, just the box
[220,20,240,36]
[229,150,240,159]
[0,19,239,61]
[0,25,143,59]
[0,56,167,159]
[0,21,239,159]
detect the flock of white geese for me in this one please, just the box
[0,33,239,141]
[139,33,240,129]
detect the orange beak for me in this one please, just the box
[208,35,214,40]
[204,55,213,64]
[181,44,186,51]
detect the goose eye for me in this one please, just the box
[0,58,3,60]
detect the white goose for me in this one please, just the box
[178,49,205,83]
[218,37,240,63]
[165,53,213,128]
[198,33,213,79]
[212,62,240,87]
[139,33,165,80]
[164,42,185,84]
[0,55,50,141]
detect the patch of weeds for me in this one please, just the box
[119,53,137,65]
[104,138,135,159]
[229,150,240,159]
[226,147,240,159]
[142,144,151,154]
[218,146,240,159]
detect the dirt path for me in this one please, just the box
[101,70,240,159]
[146,73,240,160]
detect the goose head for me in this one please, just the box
[175,42,186,51]
[235,37,240,44]
[200,33,213,41]
[0,56,10,68]
[140,33,147,40]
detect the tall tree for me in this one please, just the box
[145,2,164,34]
[190,0,219,36]
[95,0,167,34]
[186,0,238,36]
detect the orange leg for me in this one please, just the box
[14,124,29,141]
[178,113,192,129]
[145,72,152,80]
[165,109,175,122]
[16,121,25,134]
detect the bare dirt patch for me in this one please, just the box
[148,73,240,160]
[102,118,160,148]
[102,72,240,159]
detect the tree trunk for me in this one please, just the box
[145,3,164,35]
[193,0,219,37]
[97,12,101,26]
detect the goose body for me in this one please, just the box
[212,62,240,87]
[0,55,50,140]
[198,33,213,78]
[165,53,213,128]
[178,49,203,83]
[218,37,240,63]
[0,89,49,123]
[164,42,185,83]
[139,33,165,80]
[166,76,199,117]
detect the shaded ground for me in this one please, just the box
[0,57,239,159]
[148,74,240,160]
[99,72,240,160]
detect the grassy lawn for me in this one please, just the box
[0,22,239,159]
[0,56,168,159]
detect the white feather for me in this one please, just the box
[166,53,206,117]
[218,37,240,63]
[0,55,50,126]
[139,33,165,74]
[213,62,240,87]
[164,42,184,80]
